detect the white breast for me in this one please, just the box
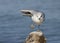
[31,15,41,25]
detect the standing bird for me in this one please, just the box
[20,10,45,29]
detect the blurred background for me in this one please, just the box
[0,0,60,43]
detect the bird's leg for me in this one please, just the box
[38,25,40,29]
[37,25,42,31]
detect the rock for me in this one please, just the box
[25,30,46,43]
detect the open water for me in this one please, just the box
[0,0,60,43]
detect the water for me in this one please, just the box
[0,0,60,43]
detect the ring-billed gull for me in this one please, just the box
[20,10,45,29]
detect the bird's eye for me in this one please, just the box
[41,15,42,17]
[25,12,31,14]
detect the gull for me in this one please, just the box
[20,10,45,29]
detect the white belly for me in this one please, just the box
[31,16,42,25]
